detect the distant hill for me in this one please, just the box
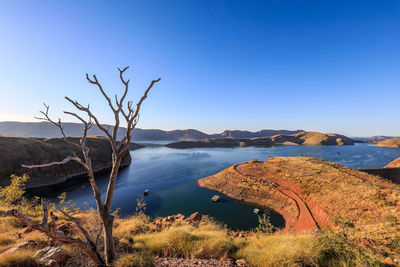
[376,138,400,148]
[166,131,354,148]
[0,121,303,141]
[211,129,303,139]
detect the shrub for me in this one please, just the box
[0,174,29,205]
[255,211,276,233]
[313,230,378,266]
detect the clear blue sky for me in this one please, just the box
[0,0,399,136]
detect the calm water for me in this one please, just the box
[47,143,400,230]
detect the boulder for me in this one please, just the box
[174,214,185,221]
[188,212,202,222]
[211,195,220,202]
[236,259,247,266]
[253,208,260,214]
[34,246,68,267]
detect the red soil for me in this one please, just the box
[235,163,323,233]
[267,161,400,191]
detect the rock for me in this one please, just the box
[164,216,174,222]
[43,259,58,267]
[253,208,260,214]
[34,246,68,267]
[2,240,36,254]
[211,195,220,202]
[144,189,149,196]
[174,214,185,221]
[384,257,395,265]
[188,212,202,222]
[236,259,247,266]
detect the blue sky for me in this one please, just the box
[0,0,399,136]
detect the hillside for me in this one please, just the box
[0,136,132,188]
[0,121,302,141]
[376,138,400,148]
[166,131,354,148]
[198,157,400,260]
[385,157,400,168]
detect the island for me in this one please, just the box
[166,131,354,149]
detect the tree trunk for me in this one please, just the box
[102,214,115,266]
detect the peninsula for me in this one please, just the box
[198,156,400,258]
[0,136,134,188]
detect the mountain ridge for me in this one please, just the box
[0,121,303,141]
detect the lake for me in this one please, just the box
[47,142,400,230]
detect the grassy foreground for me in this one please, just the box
[0,156,398,266]
[0,202,384,267]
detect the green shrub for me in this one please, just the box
[0,174,29,205]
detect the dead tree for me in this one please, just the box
[5,67,160,266]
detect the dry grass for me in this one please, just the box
[0,249,39,267]
[129,223,235,259]
[234,234,316,267]
[0,205,384,266]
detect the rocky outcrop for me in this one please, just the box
[376,138,400,148]
[0,136,132,188]
[166,131,354,149]
[34,246,68,267]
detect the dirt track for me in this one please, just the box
[234,163,320,233]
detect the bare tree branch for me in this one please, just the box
[86,74,116,113]
[64,97,114,144]
[117,66,130,106]
[22,156,78,169]
[35,103,81,149]
[5,200,105,266]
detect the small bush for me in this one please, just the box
[255,211,276,233]
[0,174,29,205]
